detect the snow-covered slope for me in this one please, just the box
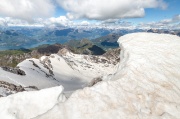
[0,33,180,119]
[0,49,116,96]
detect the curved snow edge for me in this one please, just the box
[0,86,66,119]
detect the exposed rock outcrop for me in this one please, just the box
[103,48,121,65]
[87,77,102,87]
[1,66,26,75]
[0,81,25,92]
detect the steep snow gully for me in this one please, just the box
[0,33,180,119]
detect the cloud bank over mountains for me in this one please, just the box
[0,0,179,29]
[0,15,179,30]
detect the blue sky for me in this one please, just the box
[0,0,179,29]
[127,0,180,24]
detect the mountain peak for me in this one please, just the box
[58,48,71,56]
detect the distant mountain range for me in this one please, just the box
[147,29,180,36]
[0,27,114,50]
[1,27,180,51]
[0,27,146,50]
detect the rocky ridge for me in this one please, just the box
[0,80,38,97]
[1,66,26,75]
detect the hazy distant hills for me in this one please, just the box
[0,27,145,50]
[0,27,180,50]
[65,39,105,55]
[0,30,38,50]
[0,28,113,50]
[92,34,121,49]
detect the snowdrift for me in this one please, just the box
[0,33,180,119]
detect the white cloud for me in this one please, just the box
[0,14,179,30]
[0,0,55,21]
[170,14,180,23]
[0,18,7,26]
[43,16,73,27]
[0,17,26,26]
[79,21,90,26]
[0,17,43,27]
[0,0,168,22]
[56,0,167,20]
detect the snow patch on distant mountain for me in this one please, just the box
[0,33,180,119]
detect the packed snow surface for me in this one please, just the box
[0,33,180,119]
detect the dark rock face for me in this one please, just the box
[0,81,39,97]
[29,60,40,69]
[103,48,121,65]
[88,45,106,55]
[88,77,103,87]
[25,86,39,90]
[1,66,26,75]
[0,81,25,92]
[27,44,66,59]
[37,44,64,55]
[101,41,119,47]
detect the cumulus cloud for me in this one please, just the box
[56,0,167,20]
[0,16,73,27]
[0,18,7,26]
[0,17,25,26]
[79,21,90,26]
[0,0,168,22]
[0,0,55,21]
[43,16,73,27]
